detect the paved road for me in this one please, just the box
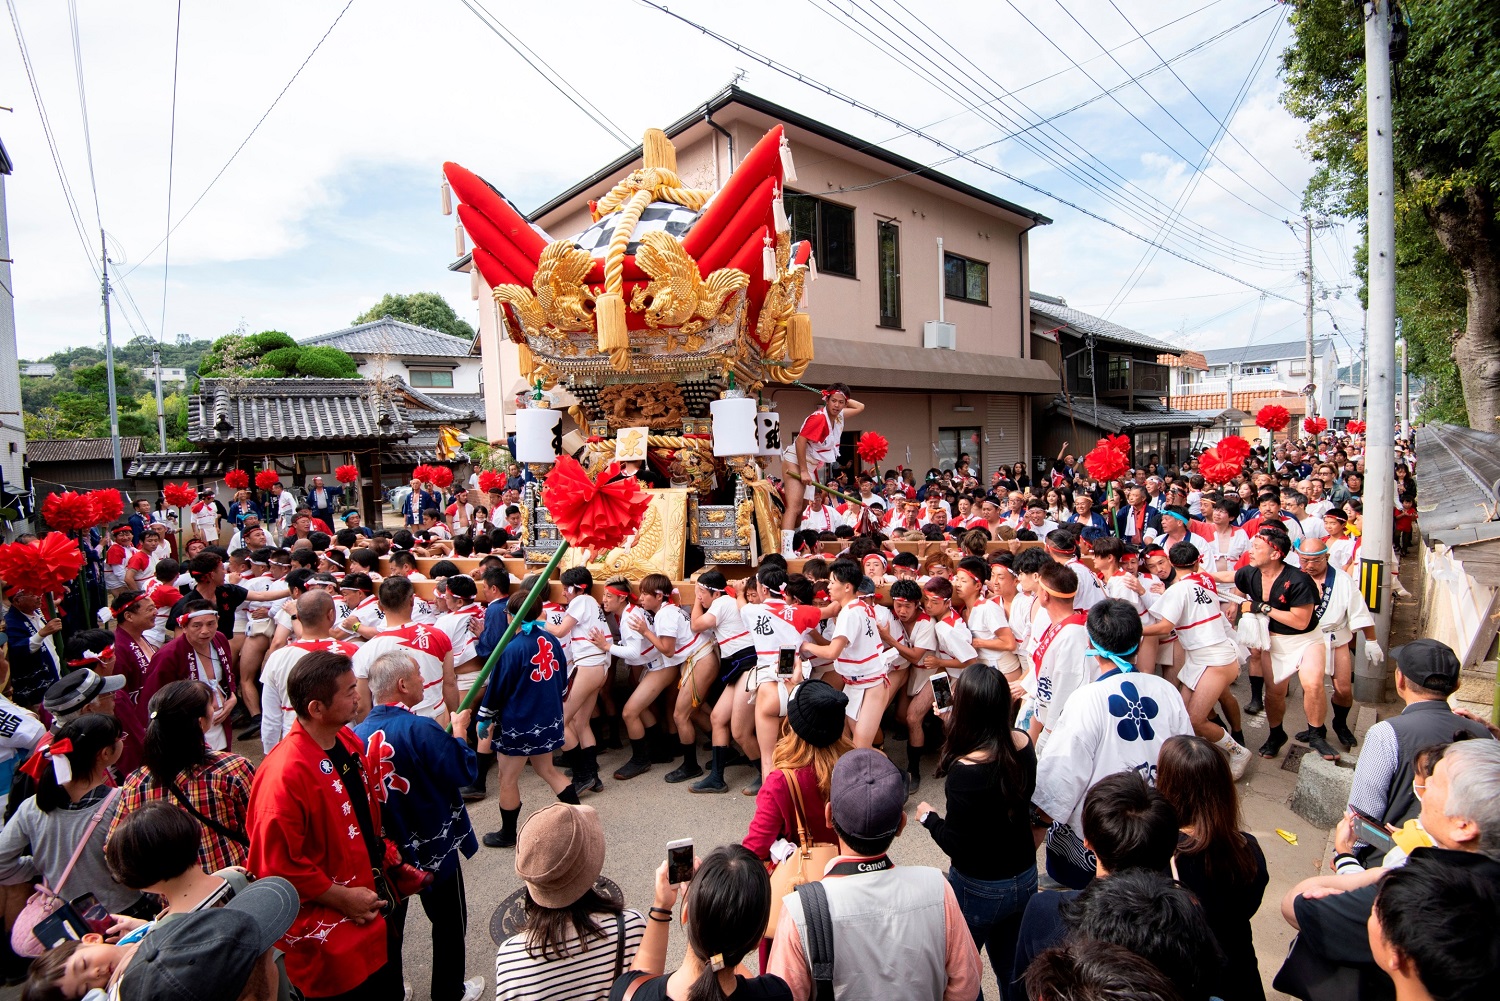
[1414,423,1500,532]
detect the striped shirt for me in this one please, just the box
[494,908,644,1001]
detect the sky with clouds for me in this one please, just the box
[1,0,1366,367]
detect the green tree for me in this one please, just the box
[1281,0,1500,428]
[353,292,474,339]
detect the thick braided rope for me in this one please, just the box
[604,189,654,297]
[596,168,711,216]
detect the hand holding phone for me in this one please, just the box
[777,648,796,677]
[930,674,953,711]
[666,838,694,886]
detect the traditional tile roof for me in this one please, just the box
[1030,294,1182,354]
[1198,338,1331,366]
[302,318,474,358]
[1045,395,1211,434]
[425,393,486,418]
[1171,389,1307,413]
[126,452,226,478]
[28,437,141,463]
[186,377,477,445]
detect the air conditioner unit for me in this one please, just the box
[923,320,956,350]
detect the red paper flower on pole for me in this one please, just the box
[1082,441,1130,483]
[1102,433,1132,456]
[224,469,250,490]
[1255,405,1290,433]
[411,464,436,485]
[855,431,889,466]
[0,533,87,597]
[1303,416,1328,435]
[541,455,652,552]
[1217,436,1251,462]
[90,489,124,524]
[1346,419,1366,435]
[477,470,505,494]
[430,465,455,489]
[335,464,360,484]
[162,482,197,508]
[255,469,281,491]
[1200,447,1243,486]
[42,491,99,533]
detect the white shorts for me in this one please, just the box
[840,674,889,721]
[456,671,481,697]
[745,664,797,716]
[1269,630,1323,684]
[780,446,825,474]
[1178,640,1239,691]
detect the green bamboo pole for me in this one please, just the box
[447,540,571,729]
[783,468,862,507]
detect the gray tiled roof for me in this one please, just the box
[427,393,486,418]
[190,378,413,443]
[127,452,227,478]
[302,317,474,358]
[1030,294,1182,354]
[1198,338,1331,366]
[1046,395,1212,434]
[29,437,141,464]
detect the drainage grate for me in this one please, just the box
[1282,744,1310,774]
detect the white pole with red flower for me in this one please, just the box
[162,482,198,557]
[0,533,87,662]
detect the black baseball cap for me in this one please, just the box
[1392,639,1462,695]
[120,876,299,1001]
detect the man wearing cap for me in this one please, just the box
[768,748,981,1001]
[1294,537,1381,752]
[1235,527,1331,761]
[1346,639,1493,846]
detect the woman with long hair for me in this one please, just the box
[108,680,255,872]
[611,844,791,1000]
[0,714,147,918]
[1010,461,1030,492]
[1155,734,1269,1001]
[915,665,1037,998]
[1044,488,1068,525]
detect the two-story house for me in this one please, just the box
[1171,337,1342,429]
[1029,294,1210,472]
[300,316,487,438]
[458,86,1061,481]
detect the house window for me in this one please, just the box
[1106,354,1131,391]
[936,427,980,471]
[943,253,988,305]
[1289,361,1307,376]
[877,221,901,327]
[787,192,855,277]
[410,369,454,388]
[1241,363,1275,376]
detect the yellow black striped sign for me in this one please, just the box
[1360,558,1384,615]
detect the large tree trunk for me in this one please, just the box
[1425,185,1500,429]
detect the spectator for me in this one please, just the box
[744,680,849,863]
[247,650,396,1000]
[1033,599,1193,888]
[768,749,980,1001]
[1156,735,1269,1001]
[4,587,62,711]
[1024,940,1184,1001]
[1060,869,1225,1001]
[108,679,254,873]
[354,650,482,1001]
[916,665,1037,999]
[307,475,342,529]
[1012,771,1180,991]
[1367,849,1500,1001]
[1348,640,1492,852]
[612,843,791,1000]
[0,715,149,928]
[1279,740,1500,1001]
[144,598,238,751]
[0,653,45,823]
[493,803,642,1001]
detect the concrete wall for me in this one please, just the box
[352,356,482,394]
[0,167,26,505]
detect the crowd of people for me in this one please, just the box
[0,408,1494,1001]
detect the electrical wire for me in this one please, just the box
[813,0,1298,269]
[634,0,1303,303]
[123,0,357,277]
[66,0,101,234]
[457,0,632,147]
[159,0,183,346]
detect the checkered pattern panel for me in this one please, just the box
[570,202,700,258]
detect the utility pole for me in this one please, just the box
[99,229,123,479]
[1302,214,1317,416]
[152,345,168,451]
[1355,0,1398,703]
[1399,320,1411,438]
[1359,315,1369,422]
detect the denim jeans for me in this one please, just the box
[948,864,1039,1001]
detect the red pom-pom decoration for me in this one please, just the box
[1346,419,1366,435]
[541,454,653,552]
[1102,433,1132,456]
[411,464,436,485]
[1217,436,1251,462]
[90,489,124,524]
[430,465,455,489]
[1303,416,1328,435]
[254,469,281,491]
[855,431,889,465]
[0,532,87,597]
[335,464,359,484]
[163,482,198,508]
[42,491,100,533]
[1200,447,1244,486]
[477,470,505,494]
[224,469,250,490]
[1255,405,1290,433]
[1082,441,1130,483]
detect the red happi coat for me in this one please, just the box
[247,721,387,997]
[143,632,237,749]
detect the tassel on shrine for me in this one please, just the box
[779,134,798,182]
[596,292,629,354]
[762,235,777,281]
[455,222,467,257]
[517,341,535,380]
[787,312,813,361]
[470,267,481,300]
[809,253,818,281]
[441,176,453,215]
[773,187,789,235]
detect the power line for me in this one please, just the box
[634,0,1303,304]
[457,0,632,147]
[123,0,356,278]
[66,0,101,233]
[159,0,183,345]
